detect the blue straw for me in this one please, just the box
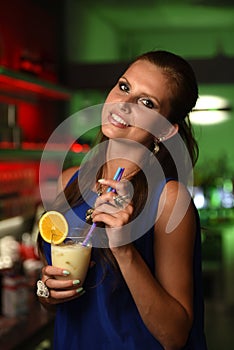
[106,167,124,192]
[82,167,125,246]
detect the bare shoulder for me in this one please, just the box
[160,180,192,208]
[57,166,79,193]
[156,180,195,234]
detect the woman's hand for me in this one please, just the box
[38,265,85,306]
[91,178,134,248]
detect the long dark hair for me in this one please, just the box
[137,50,199,166]
[38,50,199,273]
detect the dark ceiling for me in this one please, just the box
[64,0,234,87]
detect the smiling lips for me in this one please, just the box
[109,112,130,128]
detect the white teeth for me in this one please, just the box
[111,113,129,126]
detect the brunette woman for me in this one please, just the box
[37,50,207,350]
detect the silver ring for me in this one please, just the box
[36,279,50,298]
[113,194,130,208]
[44,277,53,287]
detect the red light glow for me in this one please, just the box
[0,74,70,100]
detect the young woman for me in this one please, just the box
[37,50,207,350]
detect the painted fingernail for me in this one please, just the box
[73,280,80,285]
[76,287,84,293]
[98,179,105,183]
[62,270,70,276]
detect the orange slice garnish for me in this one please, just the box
[39,211,68,244]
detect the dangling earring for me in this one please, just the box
[153,138,160,154]
[153,136,165,155]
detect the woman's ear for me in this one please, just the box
[159,123,179,142]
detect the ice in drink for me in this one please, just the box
[51,238,92,284]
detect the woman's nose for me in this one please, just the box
[119,100,132,113]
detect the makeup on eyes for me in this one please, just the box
[118,77,160,110]
[118,78,130,92]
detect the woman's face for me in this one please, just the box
[102,59,173,148]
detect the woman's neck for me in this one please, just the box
[104,138,146,180]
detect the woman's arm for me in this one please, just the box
[37,166,83,311]
[93,180,195,350]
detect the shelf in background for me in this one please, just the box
[0,293,54,350]
[0,143,89,162]
[0,66,71,100]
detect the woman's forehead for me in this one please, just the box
[124,60,172,116]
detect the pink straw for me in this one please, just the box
[82,167,125,246]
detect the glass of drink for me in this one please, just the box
[51,231,92,286]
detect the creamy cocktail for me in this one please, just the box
[51,236,92,284]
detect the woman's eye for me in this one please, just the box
[139,98,154,109]
[119,82,129,93]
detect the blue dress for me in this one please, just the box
[43,171,207,350]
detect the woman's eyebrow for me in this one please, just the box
[119,76,130,84]
[120,75,161,106]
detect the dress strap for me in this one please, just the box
[66,169,80,188]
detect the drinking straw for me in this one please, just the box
[82,167,125,246]
[106,167,125,192]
